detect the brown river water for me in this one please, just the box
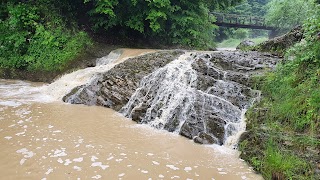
[0,49,263,180]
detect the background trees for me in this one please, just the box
[84,0,242,48]
[265,0,316,33]
[0,0,91,71]
[215,0,270,42]
[1,0,246,71]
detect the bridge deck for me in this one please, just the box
[210,12,276,30]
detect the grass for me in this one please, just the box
[217,37,268,48]
[239,39,320,179]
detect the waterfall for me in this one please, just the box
[62,50,278,147]
[43,49,155,101]
[120,52,260,146]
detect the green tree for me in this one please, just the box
[265,0,316,32]
[0,1,91,71]
[84,0,242,48]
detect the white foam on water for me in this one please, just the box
[91,175,102,179]
[50,149,67,157]
[184,167,192,171]
[16,148,35,162]
[4,136,12,140]
[15,131,25,136]
[107,156,114,161]
[45,168,53,175]
[20,158,26,165]
[0,101,22,107]
[64,159,72,166]
[57,158,64,164]
[152,161,160,165]
[91,156,98,162]
[159,174,165,178]
[118,173,125,177]
[115,158,123,162]
[141,170,149,174]
[166,165,179,171]
[91,162,109,170]
[73,166,82,171]
[73,157,83,162]
[171,176,180,179]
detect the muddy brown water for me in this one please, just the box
[0,49,263,180]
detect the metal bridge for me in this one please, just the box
[210,12,276,31]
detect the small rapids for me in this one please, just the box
[43,48,155,101]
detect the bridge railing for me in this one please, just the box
[210,12,268,27]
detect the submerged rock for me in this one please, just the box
[64,50,280,145]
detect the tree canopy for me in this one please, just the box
[0,0,245,71]
[265,0,316,32]
[84,0,243,48]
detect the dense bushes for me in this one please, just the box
[1,0,245,72]
[265,0,316,33]
[0,1,91,71]
[84,0,223,48]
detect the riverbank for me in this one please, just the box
[237,23,320,179]
[0,42,124,83]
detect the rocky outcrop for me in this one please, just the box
[236,40,255,50]
[64,50,280,145]
[63,50,184,110]
[253,26,304,56]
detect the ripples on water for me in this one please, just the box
[0,50,262,180]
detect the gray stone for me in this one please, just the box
[236,40,255,50]
[63,50,281,145]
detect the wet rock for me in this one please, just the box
[180,122,203,139]
[209,47,218,51]
[236,40,255,50]
[193,132,219,145]
[253,26,304,56]
[63,50,184,111]
[64,50,280,145]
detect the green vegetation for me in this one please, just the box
[1,0,245,73]
[265,0,316,33]
[0,1,92,71]
[216,0,270,41]
[240,3,320,179]
[218,36,267,48]
[84,0,242,48]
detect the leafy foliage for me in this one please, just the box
[265,0,316,32]
[84,0,242,48]
[240,4,320,180]
[0,1,92,71]
[216,0,270,42]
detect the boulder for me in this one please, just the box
[253,26,304,56]
[236,40,255,50]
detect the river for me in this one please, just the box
[0,49,263,180]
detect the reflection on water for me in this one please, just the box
[0,79,262,180]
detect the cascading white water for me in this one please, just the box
[0,49,271,179]
[121,52,198,130]
[43,49,155,101]
[120,51,257,146]
[43,50,121,101]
